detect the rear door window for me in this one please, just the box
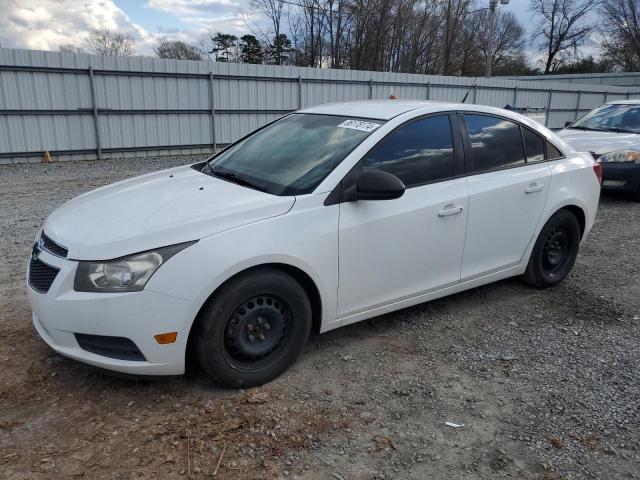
[464,114,526,172]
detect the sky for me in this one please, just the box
[0,0,256,54]
[0,0,580,61]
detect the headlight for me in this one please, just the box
[74,241,196,293]
[598,150,640,163]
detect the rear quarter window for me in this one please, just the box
[547,142,564,160]
[522,127,545,163]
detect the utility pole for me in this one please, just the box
[485,0,510,78]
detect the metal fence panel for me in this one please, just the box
[0,114,95,152]
[99,114,210,149]
[1,47,639,163]
[507,72,640,87]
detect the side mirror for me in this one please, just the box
[354,169,405,201]
[564,121,572,128]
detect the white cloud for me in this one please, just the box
[147,0,244,24]
[0,0,152,52]
[146,0,256,42]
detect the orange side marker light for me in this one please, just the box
[154,332,178,344]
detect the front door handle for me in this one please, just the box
[438,204,464,217]
[525,182,544,194]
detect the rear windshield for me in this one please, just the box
[207,114,383,195]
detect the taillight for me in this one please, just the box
[593,161,603,184]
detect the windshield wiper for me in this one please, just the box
[210,168,268,192]
[567,125,605,132]
[602,127,635,134]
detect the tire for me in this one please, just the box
[194,269,311,388]
[523,209,581,288]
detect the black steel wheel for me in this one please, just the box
[195,269,311,388]
[524,209,581,288]
[541,225,571,275]
[222,294,292,368]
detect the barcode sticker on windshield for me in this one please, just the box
[337,119,381,132]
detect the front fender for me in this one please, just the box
[146,195,339,334]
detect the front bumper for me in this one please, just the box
[27,249,196,375]
[601,162,640,193]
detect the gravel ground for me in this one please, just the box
[0,156,639,479]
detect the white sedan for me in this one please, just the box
[558,100,640,200]
[27,100,601,387]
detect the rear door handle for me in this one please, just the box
[438,204,464,217]
[525,182,544,194]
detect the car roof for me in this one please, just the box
[297,99,544,123]
[607,99,640,105]
[298,100,451,120]
[296,100,560,144]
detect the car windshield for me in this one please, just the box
[570,104,640,134]
[205,113,383,196]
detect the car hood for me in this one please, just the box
[44,164,295,260]
[556,129,640,155]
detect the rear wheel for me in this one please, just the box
[523,210,581,288]
[195,269,311,388]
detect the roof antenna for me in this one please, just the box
[461,77,478,104]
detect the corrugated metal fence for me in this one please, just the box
[506,72,640,88]
[2,48,639,164]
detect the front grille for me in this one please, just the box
[28,257,59,293]
[40,232,68,258]
[75,334,147,361]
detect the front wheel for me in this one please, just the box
[195,269,311,388]
[523,209,581,288]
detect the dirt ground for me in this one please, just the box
[1,157,639,480]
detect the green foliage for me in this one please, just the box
[211,33,238,62]
[553,56,613,74]
[240,35,263,64]
[266,34,293,65]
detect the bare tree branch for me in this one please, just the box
[84,29,136,56]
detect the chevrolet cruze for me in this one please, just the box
[27,100,601,387]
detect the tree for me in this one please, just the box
[530,0,599,74]
[324,0,352,68]
[477,11,525,74]
[599,0,640,70]
[239,35,263,63]
[84,29,136,56]
[59,44,84,54]
[553,55,612,73]
[441,0,473,75]
[210,33,238,62]
[243,0,530,75]
[154,39,203,60]
[266,34,294,65]
[252,0,286,63]
[493,53,540,76]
